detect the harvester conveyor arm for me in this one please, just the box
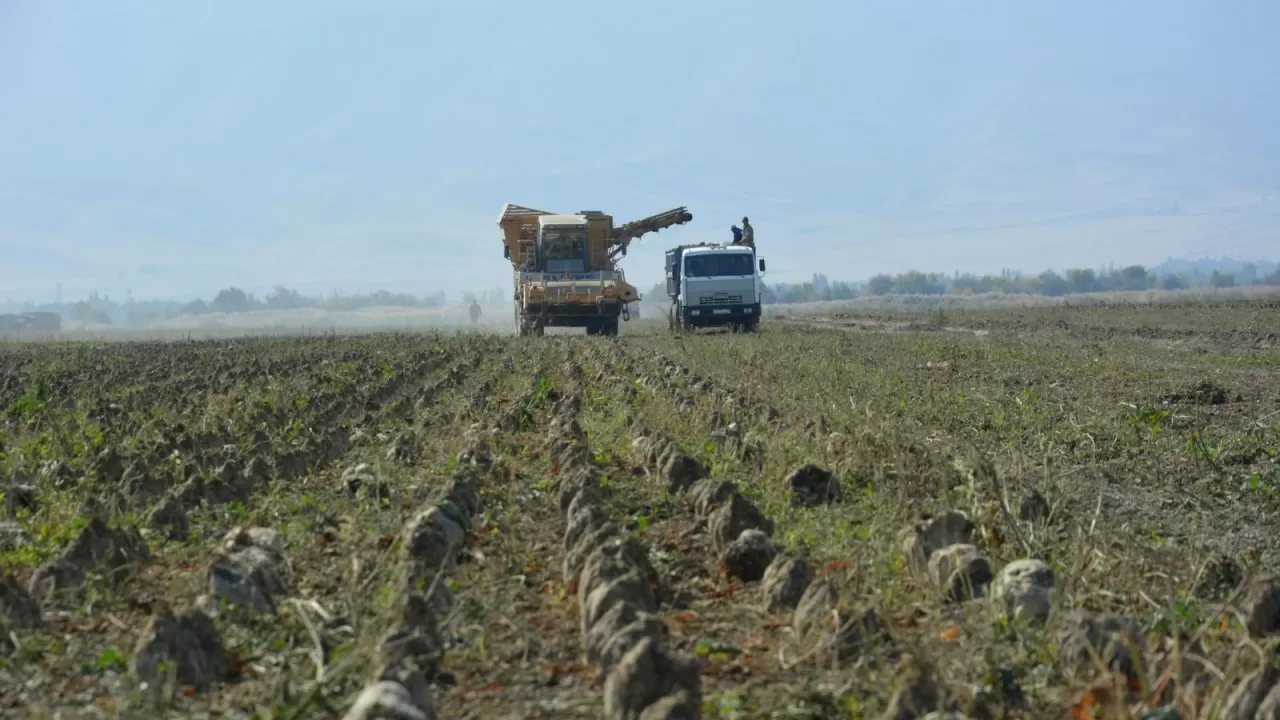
[607,207,693,261]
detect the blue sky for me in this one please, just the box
[2,0,1278,303]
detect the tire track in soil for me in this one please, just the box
[339,394,507,719]
[213,339,510,719]
[434,347,627,718]
[465,348,747,712]
[498,348,750,711]
[424,344,710,718]
[545,351,704,719]
[576,344,918,716]
[331,341,587,719]
[583,351,793,686]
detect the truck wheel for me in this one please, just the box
[601,317,619,336]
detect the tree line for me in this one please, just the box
[766,261,1280,305]
[643,259,1280,306]
[8,257,1278,324]
[176,286,449,316]
[2,286,508,326]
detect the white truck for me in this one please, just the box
[664,242,767,332]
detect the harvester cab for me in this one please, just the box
[534,214,591,274]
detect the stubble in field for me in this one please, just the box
[1,300,1278,718]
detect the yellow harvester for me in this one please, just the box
[497,204,692,336]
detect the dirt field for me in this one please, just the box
[786,300,1280,352]
[2,300,1279,719]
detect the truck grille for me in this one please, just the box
[698,294,743,305]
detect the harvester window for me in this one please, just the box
[684,253,754,278]
[540,227,588,273]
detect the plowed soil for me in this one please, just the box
[2,300,1280,719]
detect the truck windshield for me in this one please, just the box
[684,253,754,278]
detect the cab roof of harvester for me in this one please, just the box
[539,214,589,226]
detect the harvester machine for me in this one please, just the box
[497,203,693,336]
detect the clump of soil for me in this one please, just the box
[1161,378,1236,405]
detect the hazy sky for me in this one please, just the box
[3,0,1278,303]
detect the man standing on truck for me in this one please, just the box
[740,217,755,248]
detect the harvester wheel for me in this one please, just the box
[515,308,543,337]
[601,317,619,337]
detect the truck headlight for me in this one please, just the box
[743,308,753,313]
[690,310,701,316]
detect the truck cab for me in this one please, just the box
[665,243,766,332]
